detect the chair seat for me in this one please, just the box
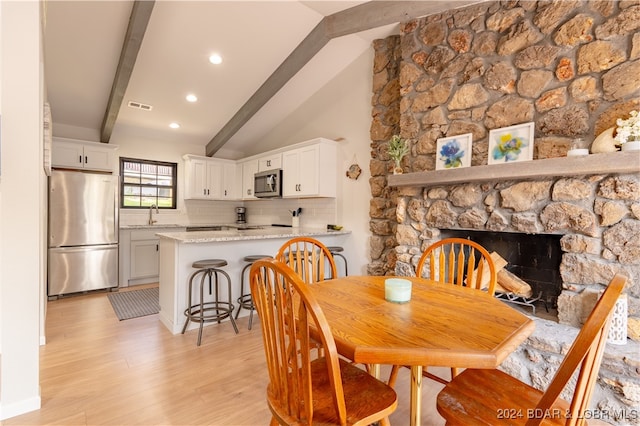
[268,358,397,425]
[326,246,344,253]
[436,368,571,425]
[192,259,227,269]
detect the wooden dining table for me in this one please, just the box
[306,275,536,426]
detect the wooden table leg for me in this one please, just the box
[410,365,423,426]
[369,363,381,379]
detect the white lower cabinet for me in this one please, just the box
[120,227,185,286]
[130,239,159,279]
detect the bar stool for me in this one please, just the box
[182,259,239,346]
[235,254,272,330]
[327,246,348,276]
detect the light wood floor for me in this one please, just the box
[3,284,446,425]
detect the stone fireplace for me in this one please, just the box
[390,168,639,326]
[367,1,640,422]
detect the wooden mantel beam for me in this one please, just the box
[387,151,640,188]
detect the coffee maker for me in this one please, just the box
[236,207,247,224]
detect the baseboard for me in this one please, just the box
[0,395,41,420]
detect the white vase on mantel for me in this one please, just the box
[590,127,617,153]
[621,140,640,151]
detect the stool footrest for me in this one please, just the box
[236,294,254,310]
[184,302,235,323]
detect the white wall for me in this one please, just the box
[84,123,344,229]
[0,0,43,419]
[246,48,374,274]
[110,125,224,225]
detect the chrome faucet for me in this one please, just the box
[148,204,159,225]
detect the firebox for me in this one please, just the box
[441,230,563,311]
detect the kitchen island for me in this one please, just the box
[156,226,350,334]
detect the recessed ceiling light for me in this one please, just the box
[186,94,198,102]
[209,53,222,65]
[169,122,180,129]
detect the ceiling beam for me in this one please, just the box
[100,0,155,143]
[205,0,484,156]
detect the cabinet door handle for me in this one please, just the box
[267,160,271,167]
[79,155,83,164]
[203,189,207,196]
[156,244,159,251]
[85,156,88,164]
[224,190,227,196]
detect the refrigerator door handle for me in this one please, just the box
[49,244,118,253]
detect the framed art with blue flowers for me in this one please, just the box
[436,133,472,170]
[488,122,534,165]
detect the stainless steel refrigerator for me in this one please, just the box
[48,169,119,297]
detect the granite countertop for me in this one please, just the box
[120,224,187,229]
[155,226,350,243]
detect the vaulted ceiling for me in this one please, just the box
[43,1,482,159]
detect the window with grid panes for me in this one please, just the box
[120,157,177,208]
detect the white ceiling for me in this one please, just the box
[42,1,470,159]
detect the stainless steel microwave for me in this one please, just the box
[254,169,282,198]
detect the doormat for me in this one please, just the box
[107,287,159,321]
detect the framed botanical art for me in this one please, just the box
[488,122,534,165]
[436,133,472,170]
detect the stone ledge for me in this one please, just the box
[501,317,640,418]
[388,151,640,188]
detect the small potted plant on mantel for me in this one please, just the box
[614,110,640,151]
[388,134,410,174]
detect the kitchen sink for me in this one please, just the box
[232,224,265,230]
[185,226,225,232]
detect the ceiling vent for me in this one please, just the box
[127,101,153,111]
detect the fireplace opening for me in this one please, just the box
[440,230,563,319]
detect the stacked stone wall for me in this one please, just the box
[368,1,640,421]
[369,0,640,276]
[369,36,402,275]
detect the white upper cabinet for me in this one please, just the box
[183,155,238,200]
[257,153,282,171]
[282,138,336,198]
[183,138,336,201]
[220,162,239,199]
[240,159,259,200]
[52,137,117,171]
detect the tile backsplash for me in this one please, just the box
[243,198,337,228]
[119,198,336,228]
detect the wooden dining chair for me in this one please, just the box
[388,237,498,387]
[275,237,337,284]
[416,237,497,294]
[436,273,627,426]
[250,258,398,426]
